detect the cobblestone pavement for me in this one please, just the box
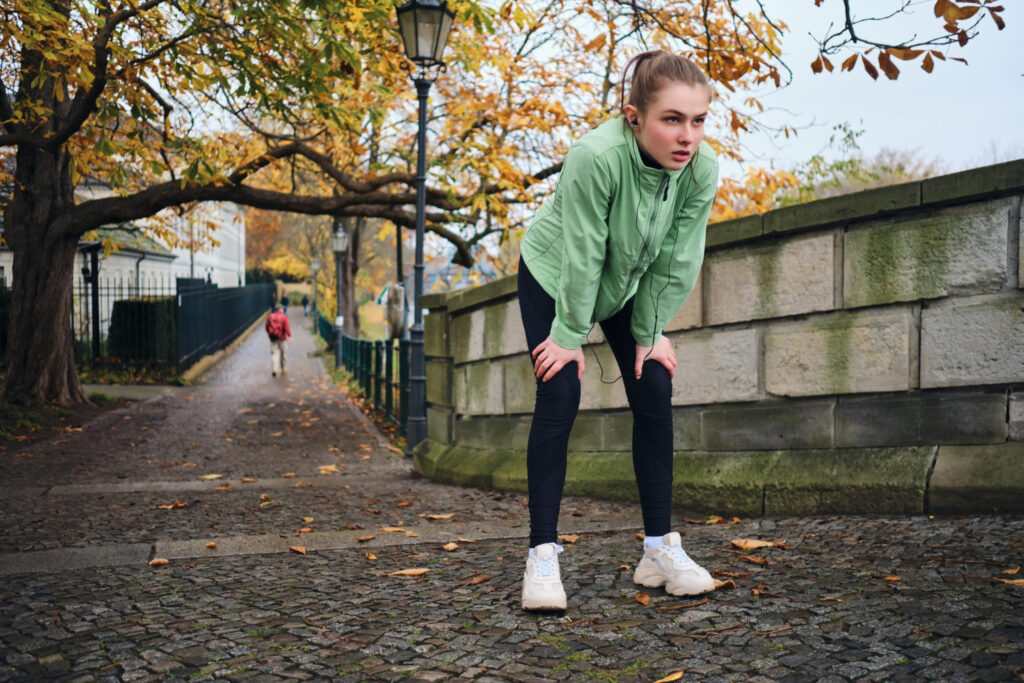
[2,320,1023,681]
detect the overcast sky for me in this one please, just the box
[717,0,1024,179]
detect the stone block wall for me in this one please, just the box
[417,160,1024,515]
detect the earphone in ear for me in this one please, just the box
[630,119,638,128]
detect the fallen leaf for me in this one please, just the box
[154,499,189,510]
[258,500,275,507]
[739,554,768,565]
[241,477,258,483]
[360,455,371,461]
[714,570,750,578]
[356,535,376,542]
[205,542,217,550]
[380,526,405,533]
[271,432,283,437]
[1004,566,1020,575]
[992,577,1024,587]
[714,578,736,591]
[198,473,223,480]
[215,483,234,490]
[397,501,412,508]
[219,434,235,439]
[282,472,296,478]
[259,494,270,500]
[182,562,196,568]
[296,527,314,535]
[755,625,792,636]
[181,462,198,468]
[290,546,307,555]
[636,592,651,606]
[358,444,373,451]
[404,532,420,538]
[365,553,377,560]
[148,558,169,567]
[421,513,454,520]
[389,568,429,577]
[658,598,710,612]
[318,464,339,475]
[731,539,787,550]
[247,419,260,424]
[684,515,741,525]
[442,542,459,552]
[884,576,902,582]
[655,671,685,683]
[303,517,314,523]
[469,574,492,585]
[558,534,580,544]
[457,537,477,543]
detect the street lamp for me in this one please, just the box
[396,0,455,459]
[310,256,320,322]
[332,225,348,370]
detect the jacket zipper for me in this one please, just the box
[622,173,669,304]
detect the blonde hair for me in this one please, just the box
[620,50,710,116]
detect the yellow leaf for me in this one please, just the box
[290,546,307,555]
[1004,566,1020,575]
[884,576,902,582]
[282,472,296,477]
[731,539,787,550]
[469,574,492,585]
[636,592,650,606]
[356,535,376,542]
[241,477,258,483]
[296,527,314,535]
[655,672,685,683]
[421,513,454,520]
[199,473,223,480]
[558,534,579,544]
[148,558,169,567]
[442,542,459,551]
[993,577,1024,587]
[397,501,412,507]
[714,579,737,590]
[380,526,405,533]
[365,553,377,560]
[389,568,429,577]
[457,537,477,543]
[205,542,217,550]
[318,464,339,475]
[303,517,314,523]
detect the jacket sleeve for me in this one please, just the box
[283,317,292,339]
[549,144,613,350]
[630,160,719,346]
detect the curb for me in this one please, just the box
[412,439,1024,516]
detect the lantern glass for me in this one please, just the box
[333,230,348,254]
[397,0,454,65]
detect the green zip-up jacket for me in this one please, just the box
[520,117,719,350]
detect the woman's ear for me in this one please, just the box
[622,104,640,129]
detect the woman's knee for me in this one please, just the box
[631,362,672,410]
[534,364,582,408]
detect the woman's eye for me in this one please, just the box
[694,118,705,126]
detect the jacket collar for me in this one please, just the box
[620,118,689,183]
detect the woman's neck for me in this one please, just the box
[636,143,662,169]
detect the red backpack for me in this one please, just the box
[267,314,285,340]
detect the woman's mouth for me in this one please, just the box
[671,150,690,161]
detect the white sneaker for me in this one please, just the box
[633,532,715,596]
[521,543,567,611]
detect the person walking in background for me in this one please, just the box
[280,292,289,315]
[265,305,291,377]
[302,294,310,317]
[516,50,720,611]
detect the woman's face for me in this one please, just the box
[626,81,710,170]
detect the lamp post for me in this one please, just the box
[310,257,320,324]
[332,225,348,370]
[396,0,455,459]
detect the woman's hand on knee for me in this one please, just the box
[634,335,676,380]
[531,336,585,382]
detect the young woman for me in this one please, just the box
[517,50,719,611]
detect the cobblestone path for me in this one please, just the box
[2,320,1022,681]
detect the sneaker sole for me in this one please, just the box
[521,600,567,611]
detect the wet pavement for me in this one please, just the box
[1,318,1023,681]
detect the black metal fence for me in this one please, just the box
[176,279,274,371]
[0,276,272,372]
[337,331,411,437]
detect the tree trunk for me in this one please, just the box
[340,216,362,337]
[3,144,86,404]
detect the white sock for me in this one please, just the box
[643,535,664,550]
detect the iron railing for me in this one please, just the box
[0,276,272,372]
[337,331,411,436]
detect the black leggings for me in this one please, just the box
[517,256,674,548]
